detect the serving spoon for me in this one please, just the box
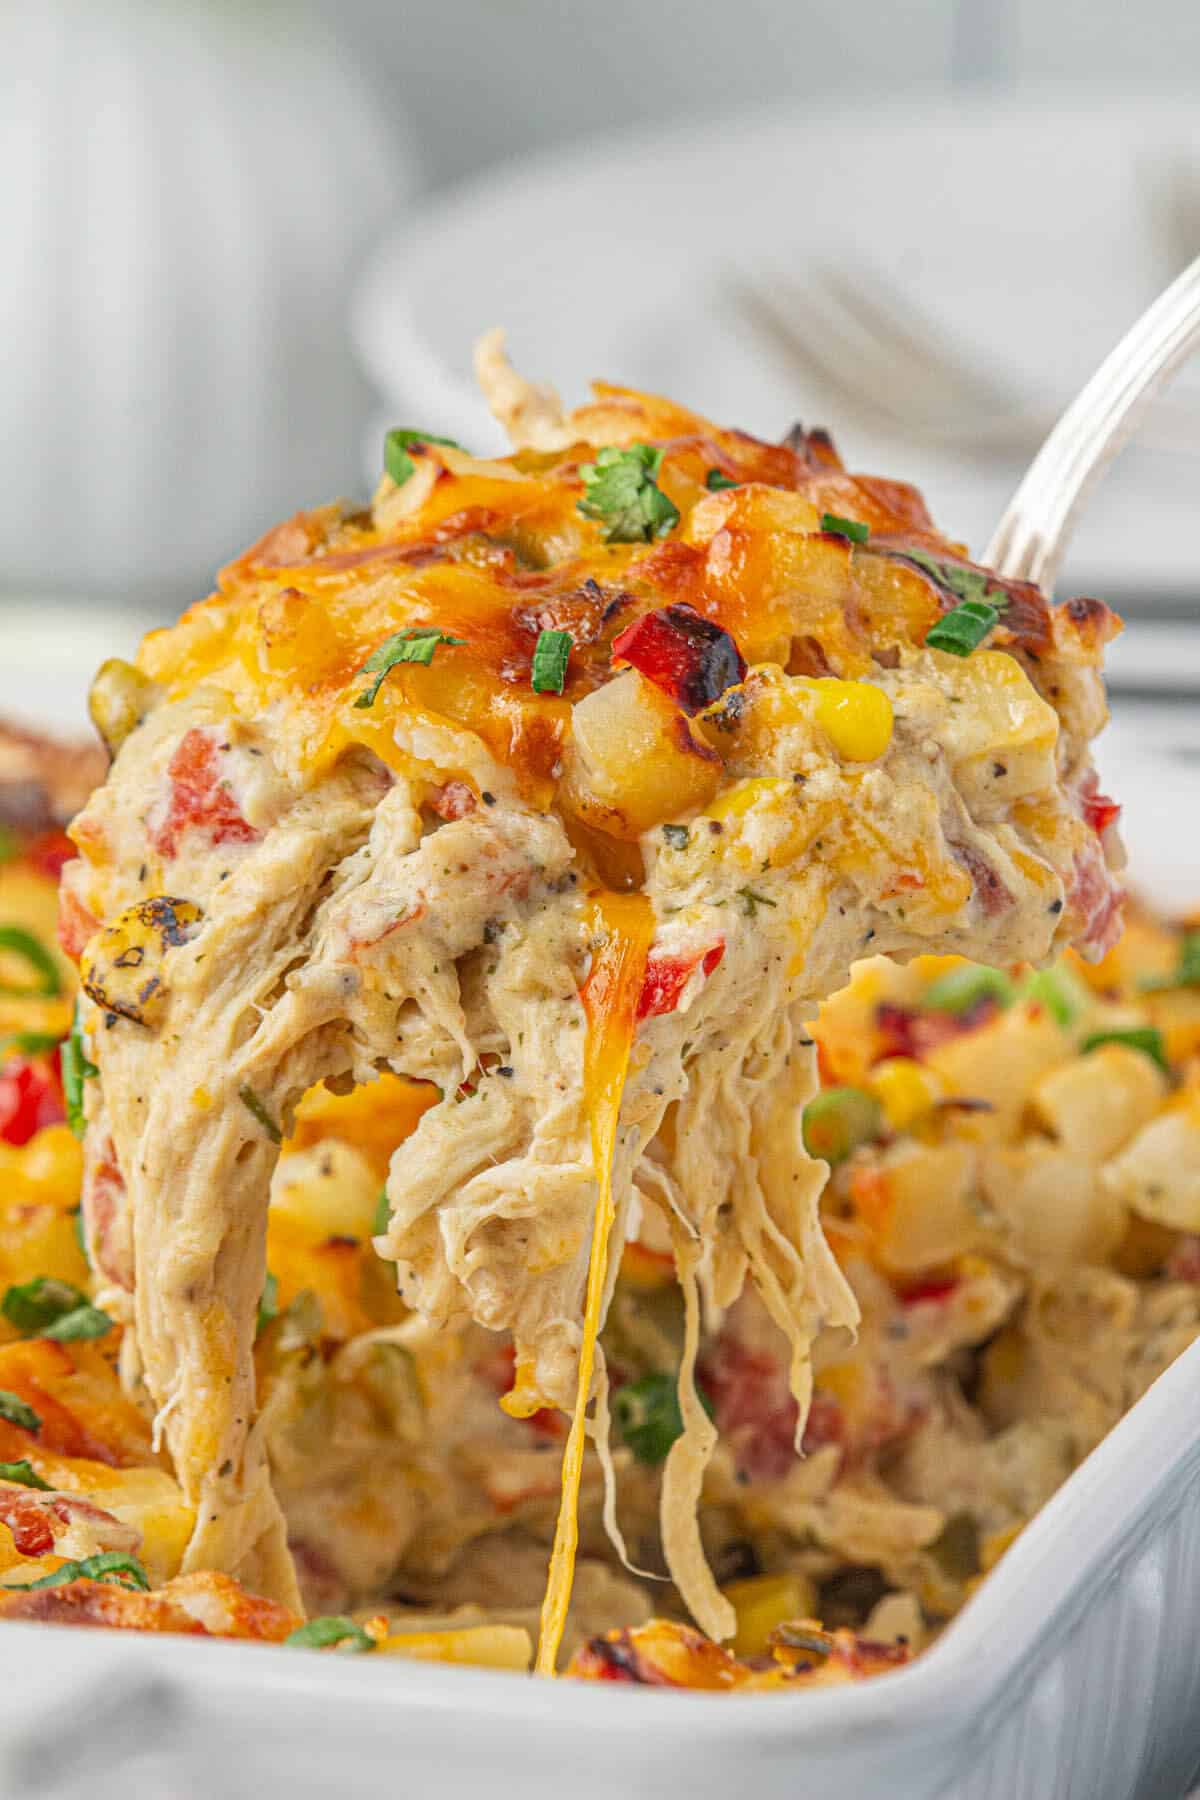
[983,252,1200,590]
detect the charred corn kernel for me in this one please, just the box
[79,897,203,1028]
[813,679,893,762]
[870,1057,945,1129]
[705,776,794,824]
[498,1356,550,1420]
[88,659,159,756]
[724,1573,816,1657]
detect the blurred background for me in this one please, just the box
[3,0,1200,890]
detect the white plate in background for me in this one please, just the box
[353,85,1200,605]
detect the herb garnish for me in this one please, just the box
[820,512,870,545]
[373,1188,391,1237]
[238,1085,282,1145]
[531,628,572,695]
[0,927,61,998]
[736,887,777,917]
[0,1032,61,1061]
[1,1278,111,1342]
[923,965,1014,1014]
[705,468,738,492]
[612,1372,712,1466]
[577,444,680,543]
[383,427,463,489]
[256,1272,279,1336]
[61,1004,98,1139]
[285,1615,377,1653]
[0,1390,40,1434]
[0,1460,50,1490]
[6,1551,150,1593]
[353,629,467,709]
[925,599,1003,658]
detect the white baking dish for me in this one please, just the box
[3,1330,1198,1800]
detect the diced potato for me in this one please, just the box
[979,1144,1124,1266]
[852,1141,981,1274]
[1031,1046,1165,1162]
[924,1008,1069,1143]
[561,670,721,839]
[270,1141,381,1245]
[1104,1100,1200,1232]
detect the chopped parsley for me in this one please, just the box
[383,427,462,489]
[705,468,738,491]
[1081,1027,1169,1073]
[820,512,870,545]
[736,887,777,917]
[238,1085,282,1145]
[6,1551,150,1593]
[61,1004,98,1138]
[0,927,61,998]
[0,1460,50,1490]
[285,1615,376,1653]
[256,1272,279,1336]
[1140,931,1200,993]
[531,628,572,695]
[353,629,467,708]
[925,599,1003,658]
[661,824,691,851]
[1,1278,111,1342]
[0,1390,40,1434]
[577,444,680,543]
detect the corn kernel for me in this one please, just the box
[723,1572,816,1656]
[812,679,894,762]
[870,1057,944,1129]
[705,776,794,824]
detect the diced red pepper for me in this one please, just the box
[636,942,724,1022]
[56,886,98,961]
[24,831,76,883]
[1082,790,1121,835]
[0,1057,66,1146]
[901,1276,959,1307]
[611,604,746,715]
[0,1488,66,1558]
[149,729,259,859]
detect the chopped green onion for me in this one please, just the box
[1081,1027,1169,1073]
[61,1004,98,1138]
[577,444,680,543]
[6,1551,150,1593]
[924,598,1003,658]
[736,887,777,917]
[801,1086,883,1165]
[1139,931,1200,993]
[373,1187,390,1237]
[902,548,1008,611]
[1018,965,1088,1028]
[661,824,690,851]
[0,1032,61,1061]
[256,1272,279,1337]
[2,1278,111,1342]
[353,629,468,709]
[531,628,572,695]
[612,1371,710,1466]
[923,964,1014,1014]
[238,1085,282,1145]
[0,927,61,998]
[0,1460,50,1490]
[705,468,738,491]
[285,1615,376,1652]
[820,512,870,545]
[383,427,462,489]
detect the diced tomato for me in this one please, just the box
[636,943,724,1022]
[1080,770,1121,836]
[149,729,259,860]
[611,604,746,715]
[0,1057,65,1146]
[0,1488,64,1558]
[24,830,76,883]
